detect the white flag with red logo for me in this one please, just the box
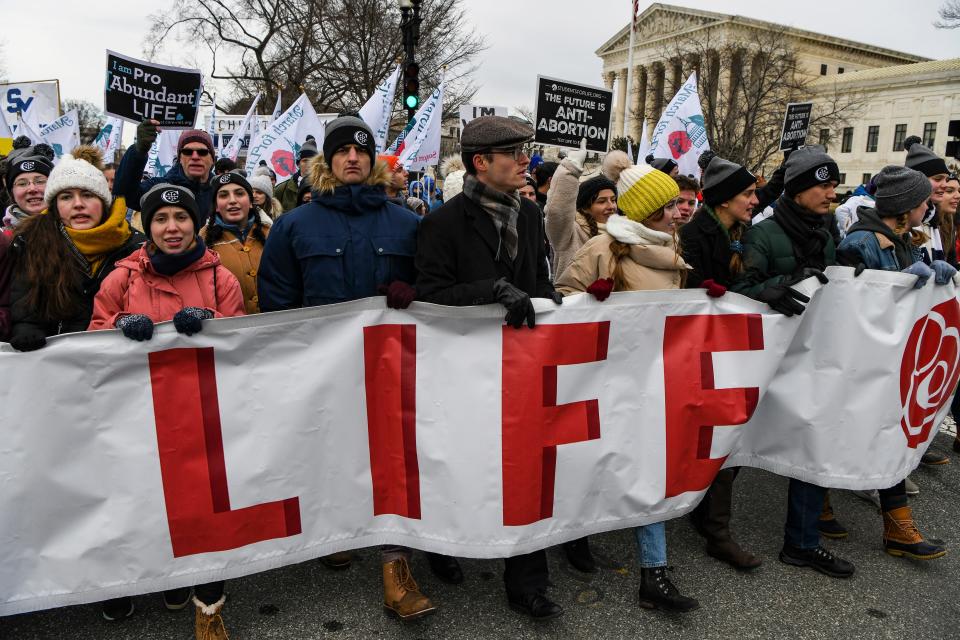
[648,72,710,179]
[220,93,261,162]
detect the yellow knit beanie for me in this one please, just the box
[615,163,679,222]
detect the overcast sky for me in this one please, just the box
[2,0,958,128]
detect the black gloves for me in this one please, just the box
[793,268,829,285]
[547,290,563,305]
[135,119,160,154]
[173,307,214,335]
[116,314,155,341]
[853,263,866,277]
[756,282,811,317]
[493,277,535,329]
[10,329,46,352]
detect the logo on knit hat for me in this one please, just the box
[160,189,181,204]
[218,174,232,184]
[20,161,35,172]
[815,166,830,181]
[354,130,369,146]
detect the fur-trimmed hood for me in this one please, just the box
[306,156,392,194]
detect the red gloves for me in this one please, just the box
[586,278,614,301]
[701,279,727,298]
[378,281,417,309]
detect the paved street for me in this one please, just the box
[3,430,959,640]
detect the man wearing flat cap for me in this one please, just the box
[415,115,564,620]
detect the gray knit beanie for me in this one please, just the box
[784,145,840,197]
[873,165,932,217]
[701,155,756,207]
[903,136,949,178]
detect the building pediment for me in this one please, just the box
[595,3,725,56]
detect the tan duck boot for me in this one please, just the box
[194,595,229,640]
[882,505,947,560]
[383,557,436,621]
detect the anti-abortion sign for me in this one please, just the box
[459,105,508,134]
[104,50,203,129]
[1,81,59,132]
[534,76,612,152]
[780,102,813,151]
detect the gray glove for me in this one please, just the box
[135,119,160,155]
[493,278,535,329]
[115,314,154,341]
[931,260,957,285]
[902,262,933,289]
[173,307,214,335]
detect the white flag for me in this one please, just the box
[220,94,261,162]
[637,118,650,163]
[648,73,710,179]
[93,116,125,163]
[270,92,282,122]
[0,112,13,155]
[244,93,326,181]
[359,66,401,154]
[15,112,45,145]
[144,130,179,178]
[39,110,81,163]
[247,92,282,166]
[397,78,444,171]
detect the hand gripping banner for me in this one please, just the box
[0,267,956,615]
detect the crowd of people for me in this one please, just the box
[0,110,958,639]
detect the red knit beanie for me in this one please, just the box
[177,129,216,156]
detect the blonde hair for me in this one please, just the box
[607,206,687,290]
[893,214,929,247]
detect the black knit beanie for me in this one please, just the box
[576,175,618,211]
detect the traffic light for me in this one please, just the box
[403,63,420,111]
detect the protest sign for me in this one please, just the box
[104,50,202,128]
[458,105,508,133]
[648,72,710,179]
[780,101,813,151]
[0,80,59,132]
[534,76,612,152]
[0,268,955,615]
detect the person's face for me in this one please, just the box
[252,190,267,207]
[330,145,371,185]
[179,143,214,180]
[793,182,837,214]
[475,147,530,193]
[907,199,928,227]
[56,188,104,230]
[11,172,47,215]
[669,165,680,178]
[929,173,948,205]
[390,163,409,190]
[718,185,759,225]
[151,206,196,255]
[643,206,679,234]
[298,156,313,175]
[586,189,618,224]
[674,189,698,224]
[941,180,960,217]
[216,185,251,224]
[301,191,313,204]
[102,168,115,191]
[519,184,537,202]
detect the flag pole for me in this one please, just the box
[622,1,637,140]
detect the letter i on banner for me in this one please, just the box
[363,325,421,518]
[149,348,301,557]
[501,322,610,526]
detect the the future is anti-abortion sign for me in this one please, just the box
[104,51,203,128]
[534,76,613,152]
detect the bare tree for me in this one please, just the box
[62,99,105,144]
[657,26,862,173]
[146,0,485,119]
[935,0,960,27]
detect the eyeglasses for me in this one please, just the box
[13,177,47,189]
[486,147,527,161]
[180,147,210,157]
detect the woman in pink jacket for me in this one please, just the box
[88,183,243,640]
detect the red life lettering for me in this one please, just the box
[363,325,421,519]
[663,314,763,498]
[501,322,610,526]
[149,348,301,557]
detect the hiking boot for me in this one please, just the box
[882,505,947,560]
[320,551,353,570]
[101,597,134,621]
[779,544,855,578]
[637,567,699,612]
[562,537,597,573]
[921,451,950,466]
[852,489,881,510]
[163,587,192,611]
[383,557,436,621]
[818,494,848,539]
[194,595,228,640]
[507,591,564,620]
[904,476,920,497]
[706,540,762,570]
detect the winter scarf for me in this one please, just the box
[846,207,914,269]
[149,236,208,276]
[605,213,674,247]
[60,202,133,275]
[462,174,520,260]
[772,194,833,272]
[214,214,255,243]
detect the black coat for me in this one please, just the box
[416,192,555,306]
[680,207,739,288]
[9,232,145,340]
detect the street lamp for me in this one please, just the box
[399,0,423,121]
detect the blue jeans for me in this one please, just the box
[784,479,826,549]
[634,522,667,568]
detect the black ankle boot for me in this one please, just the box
[562,537,597,573]
[638,567,699,612]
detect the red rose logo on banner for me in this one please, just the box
[900,298,960,447]
[667,130,692,159]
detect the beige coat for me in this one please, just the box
[556,214,689,295]
[544,158,604,278]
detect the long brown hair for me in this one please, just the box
[13,210,82,320]
[608,208,687,291]
[729,223,746,274]
[894,214,929,247]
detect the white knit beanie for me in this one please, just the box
[248,174,274,197]
[44,153,112,208]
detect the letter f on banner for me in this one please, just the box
[502,322,610,526]
[149,348,301,557]
[662,314,763,498]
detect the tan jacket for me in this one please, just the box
[199,226,269,314]
[556,214,689,295]
[544,158,605,278]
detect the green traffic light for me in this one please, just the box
[405,95,419,109]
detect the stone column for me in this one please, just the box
[652,63,666,122]
[613,70,628,140]
[632,66,648,141]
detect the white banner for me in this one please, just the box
[0,268,956,615]
[637,117,650,163]
[1,81,59,132]
[14,112,44,145]
[220,94,262,161]
[398,79,444,171]
[359,65,400,154]
[649,72,710,179]
[144,129,180,178]
[93,116,125,163]
[39,110,81,163]
[244,93,327,180]
[458,105,508,135]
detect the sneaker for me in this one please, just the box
[904,476,920,497]
[779,544,855,578]
[101,597,134,621]
[163,587,192,611]
[852,489,880,510]
[921,451,950,466]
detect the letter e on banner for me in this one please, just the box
[502,322,610,526]
[363,325,421,519]
[149,348,301,557]
[663,315,763,498]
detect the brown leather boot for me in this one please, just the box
[383,558,436,621]
[882,506,947,560]
[817,492,848,539]
[693,469,762,570]
[320,551,353,570]
[194,596,229,640]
